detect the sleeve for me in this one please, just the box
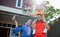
[12,25,24,34]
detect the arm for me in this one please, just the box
[32,19,37,34]
[12,16,18,27]
[12,16,23,34]
[32,19,37,29]
[12,27,22,34]
[44,22,50,30]
[43,19,50,30]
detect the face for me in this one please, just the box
[27,19,32,25]
[37,15,42,21]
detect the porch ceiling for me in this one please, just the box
[0,11,33,25]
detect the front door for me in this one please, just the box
[0,27,10,37]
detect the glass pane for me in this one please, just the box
[18,0,21,6]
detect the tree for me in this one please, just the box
[45,1,60,25]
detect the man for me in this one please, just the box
[12,16,33,37]
[32,14,50,37]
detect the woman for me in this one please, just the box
[12,16,33,37]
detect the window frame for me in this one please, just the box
[16,0,23,8]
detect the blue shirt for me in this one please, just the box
[12,23,33,37]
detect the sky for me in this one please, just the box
[47,0,60,9]
[34,0,60,9]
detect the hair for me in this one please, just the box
[27,19,33,22]
[27,19,33,25]
[37,14,42,17]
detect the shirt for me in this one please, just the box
[35,21,46,35]
[26,25,31,36]
[12,23,32,37]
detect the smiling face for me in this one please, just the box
[27,19,32,26]
[37,14,42,21]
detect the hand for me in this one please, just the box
[42,18,47,23]
[32,19,37,29]
[33,19,37,24]
[12,16,16,21]
[12,16,18,27]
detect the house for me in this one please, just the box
[0,0,33,37]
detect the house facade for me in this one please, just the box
[0,0,33,37]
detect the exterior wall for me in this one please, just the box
[0,0,16,8]
[0,0,24,9]
[0,0,33,16]
[0,0,27,10]
[0,0,33,9]
[0,0,26,9]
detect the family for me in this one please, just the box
[12,14,50,37]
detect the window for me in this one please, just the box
[16,0,23,8]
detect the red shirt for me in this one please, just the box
[35,21,46,35]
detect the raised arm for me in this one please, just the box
[12,16,25,34]
[12,16,20,33]
[12,15,18,27]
